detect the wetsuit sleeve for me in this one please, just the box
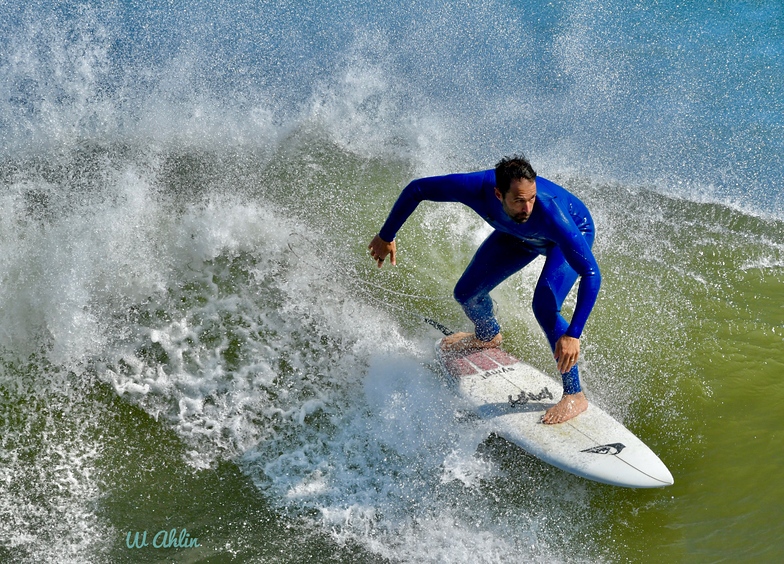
[546,204,602,339]
[378,171,487,242]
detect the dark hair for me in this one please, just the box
[494,154,537,195]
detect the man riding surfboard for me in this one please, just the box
[368,155,601,424]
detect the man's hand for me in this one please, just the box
[554,334,580,374]
[368,234,396,268]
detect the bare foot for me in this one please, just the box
[439,332,502,353]
[542,392,588,424]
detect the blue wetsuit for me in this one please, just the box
[379,169,601,394]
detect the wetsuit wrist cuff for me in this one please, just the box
[378,228,395,243]
[564,327,582,339]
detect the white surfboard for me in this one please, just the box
[436,342,674,488]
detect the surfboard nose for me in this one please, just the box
[601,451,674,488]
[653,463,675,487]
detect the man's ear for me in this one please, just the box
[494,187,503,202]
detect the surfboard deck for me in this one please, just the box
[435,341,674,488]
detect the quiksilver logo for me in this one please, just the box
[581,443,626,455]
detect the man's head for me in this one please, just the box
[494,154,537,196]
[494,155,537,223]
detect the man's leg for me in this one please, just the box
[444,231,537,350]
[533,233,594,423]
[532,247,580,386]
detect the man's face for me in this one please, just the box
[495,178,536,223]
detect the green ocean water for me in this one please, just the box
[1,139,782,562]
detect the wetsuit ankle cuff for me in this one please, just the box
[561,367,581,395]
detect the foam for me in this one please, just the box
[241,353,570,561]
[0,369,114,563]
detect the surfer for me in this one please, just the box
[368,155,601,424]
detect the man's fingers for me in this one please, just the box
[368,239,383,266]
[372,248,386,267]
[557,353,577,374]
[554,342,564,371]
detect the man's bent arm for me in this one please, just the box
[545,204,602,339]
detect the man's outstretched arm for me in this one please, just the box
[369,170,487,268]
